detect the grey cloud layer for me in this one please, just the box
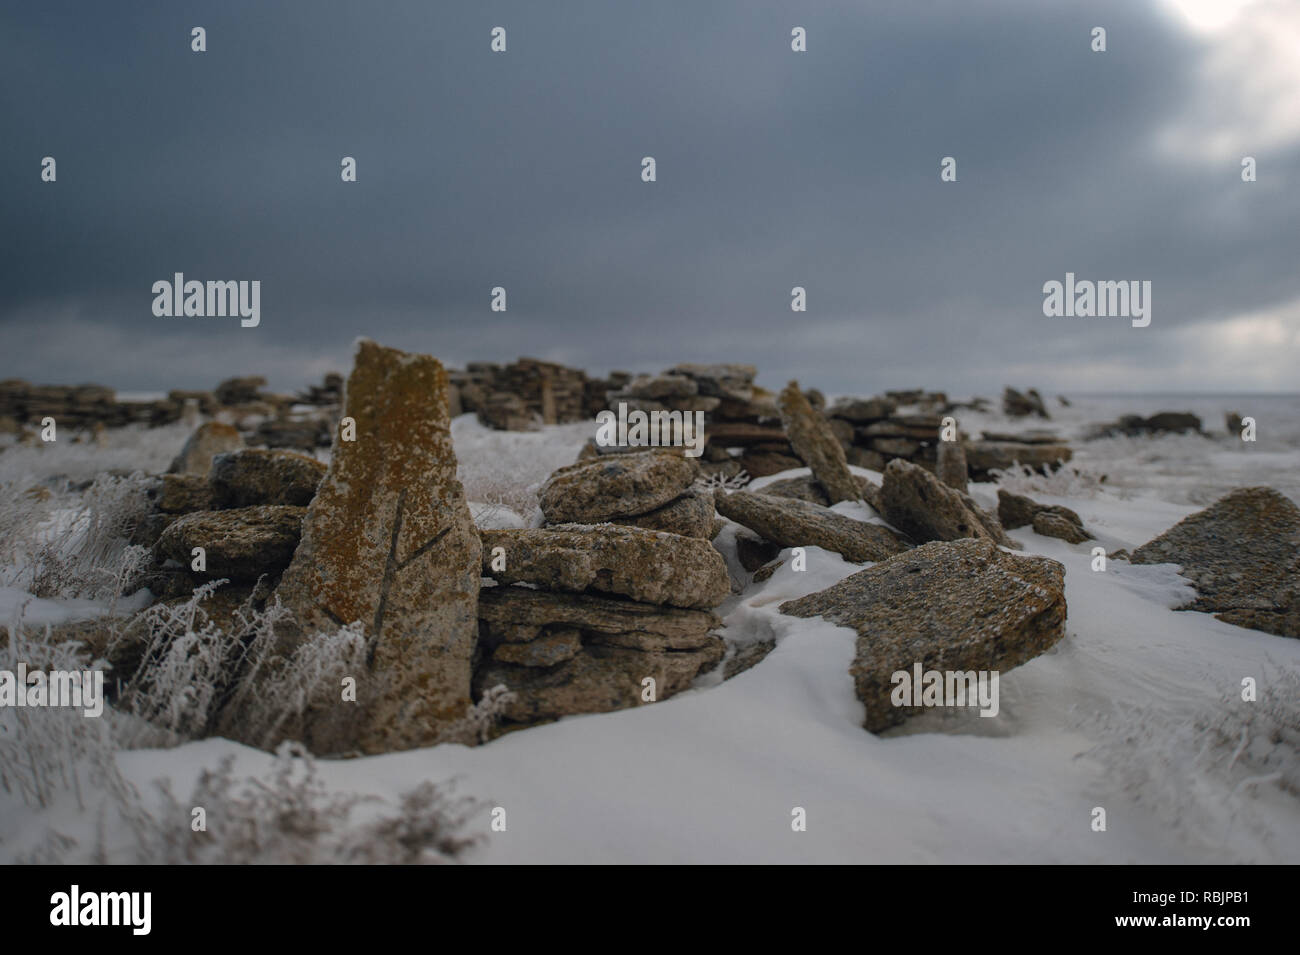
[2,0,1297,393]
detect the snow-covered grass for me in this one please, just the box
[2,394,1299,863]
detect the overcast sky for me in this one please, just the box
[3,0,1298,396]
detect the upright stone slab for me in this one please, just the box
[273,340,481,754]
[778,381,861,504]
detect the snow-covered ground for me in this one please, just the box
[2,394,1298,863]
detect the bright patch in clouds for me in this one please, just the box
[1157,0,1300,161]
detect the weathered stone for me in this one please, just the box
[738,450,803,477]
[1003,387,1050,419]
[779,539,1067,731]
[539,451,699,524]
[155,506,305,580]
[480,524,729,609]
[1131,487,1300,639]
[828,397,896,423]
[1032,510,1091,544]
[997,489,1040,530]
[215,376,267,406]
[778,381,861,504]
[149,473,217,514]
[846,447,887,471]
[827,417,855,450]
[935,439,968,492]
[667,363,756,400]
[479,585,720,640]
[867,437,923,458]
[735,529,782,572]
[208,448,326,507]
[756,473,875,507]
[879,459,1012,546]
[474,641,723,724]
[492,629,582,667]
[715,489,907,563]
[965,441,1072,477]
[611,488,716,540]
[708,422,789,446]
[609,374,698,400]
[981,430,1063,445]
[1086,412,1204,439]
[168,421,244,475]
[723,639,777,679]
[266,341,481,755]
[995,489,1088,541]
[585,629,721,652]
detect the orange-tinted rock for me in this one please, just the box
[267,340,481,755]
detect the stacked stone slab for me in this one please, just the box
[540,449,716,539]
[966,431,1073,480]
[451,357,595,430]
[140,447,328,595]
[474,525,730,726]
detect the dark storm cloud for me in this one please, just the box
[2,0,1297,395]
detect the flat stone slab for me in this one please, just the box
[780,539,1067,731]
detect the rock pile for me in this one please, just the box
[965,432,1073,480]
[997,490,1091,544]
[539,449,716,539]
[450,358,620,430]
[140,447,328,593]
[1003,387,1050,418]
[474,525,730,725]
[1086,411,1203,439]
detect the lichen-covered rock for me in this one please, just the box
[1131,486,1300,639]
[264,340,481,755]
[779,539,1067,731]
[1032,510,1090,544]
[479,585,720,641]
[935,439,968,492]
[492,629,583,667]
[756,473,876,507]
[167,421,244,475]
[155,506,305,580]
[714,489,907,563]
[879,459,1012,546]
[778,381,861,504]
[149,473,217,514]
[996,489,1089,542]
[666,362,756,401]
[997,489,1040,530]
[539,451,699,524]
[479,524,729,609]
[737,450,802,477]
[828,397,896,423]
[208,448,326,507]
[473,640,723,725]
[965,440,1072,478]
[611,488,716,539]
